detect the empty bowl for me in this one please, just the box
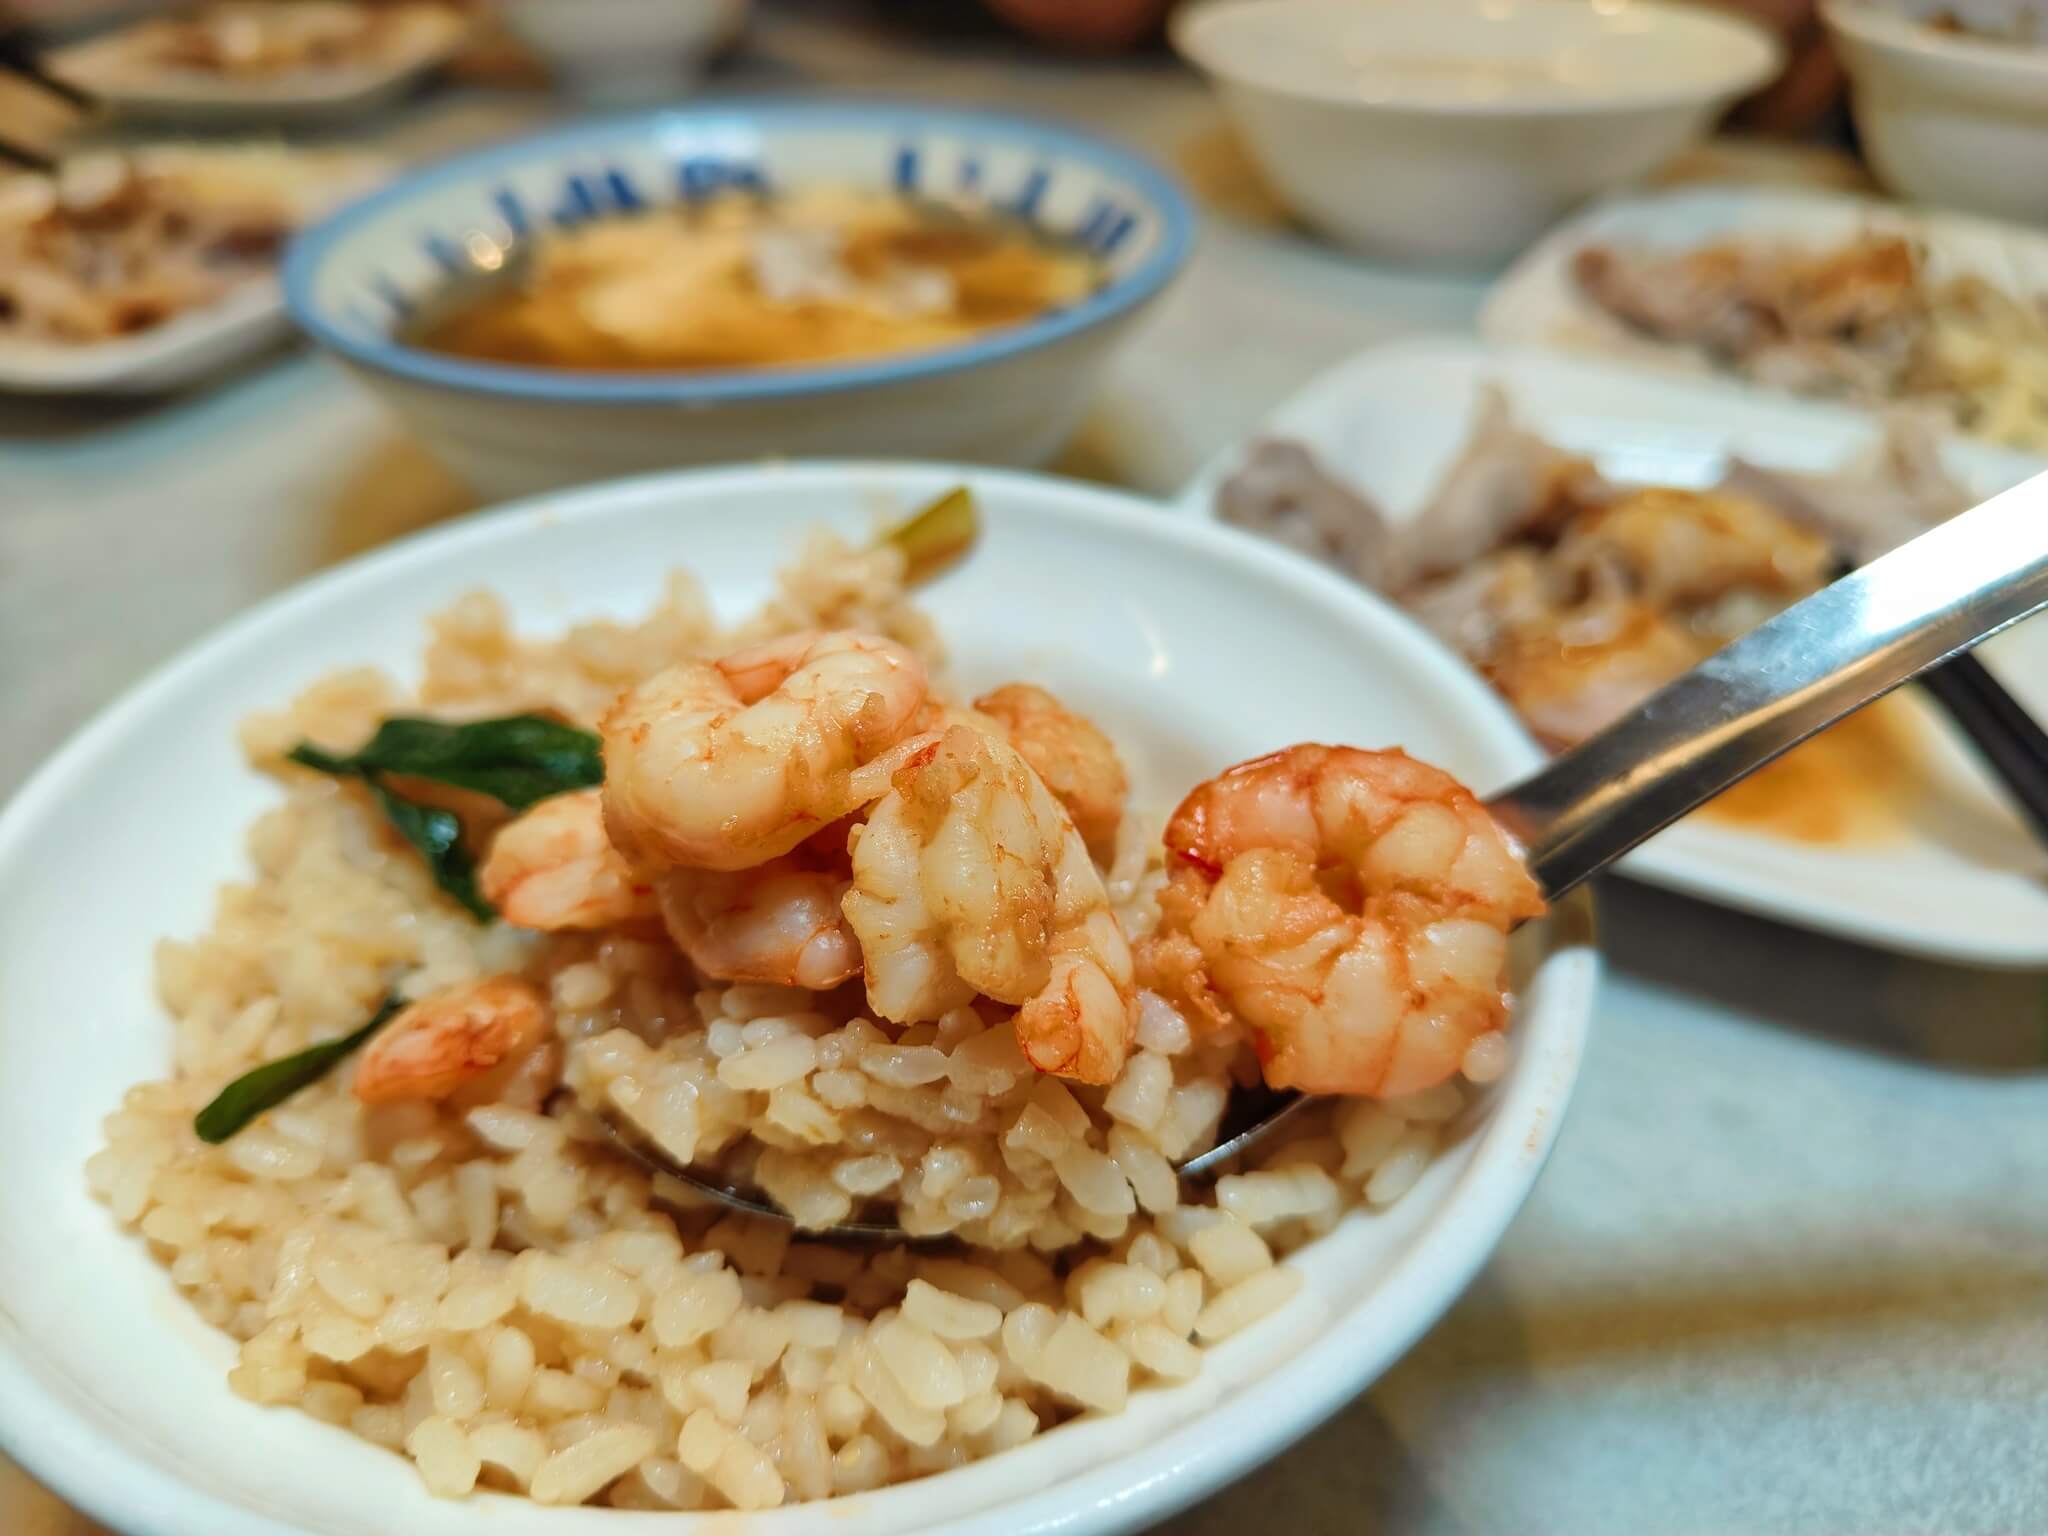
[1823,0,2048,223]
[1172,0,1781,267]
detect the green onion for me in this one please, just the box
[193,995,403,1144]
[299,715,603,810]
[881,486,978,583]
[368,781,493,921]
[287,713,600,924]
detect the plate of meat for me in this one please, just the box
[0,144,386,394]
[1175,334,2048,964]
[47,1,467,124]
[1479,184,2048,456]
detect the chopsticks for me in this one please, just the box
[0,137,57,172]
[1823,552,2048,845]
[1918,651,2048,846]
[0,25,95,170]
[0,27,95,111]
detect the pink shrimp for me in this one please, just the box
[1152,744,1545,1099]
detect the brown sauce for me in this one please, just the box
[1696,695,1925,844]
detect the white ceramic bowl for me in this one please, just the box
[497,0,749,102]
[1171,0,1781,267]
[0,462,1596,1536]
[282,104,1195,501]
[1823,0,2048,223]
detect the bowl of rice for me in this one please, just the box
[0,462,1596,1535]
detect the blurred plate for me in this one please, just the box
[0,279,288,396]
[46,4,467,125]
[1479,183,2048,412]
[1174,335,2048,966]
[0,149,387,396]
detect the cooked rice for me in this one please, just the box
[89,527,1476,1510]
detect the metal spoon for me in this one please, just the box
[595,468,2048,1236]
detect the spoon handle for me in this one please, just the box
[1486,469,2048,901]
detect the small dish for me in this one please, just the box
[1173,335,2048,966]
[1169,0,1779,267]
[1480,183,2048,453]
[47,2,468,126]
[1822,0,2048,223]
[0,145,388,397]
[0,462,1594,1536]
[282,102,1195,500]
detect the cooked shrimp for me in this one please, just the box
[352,977,555,1107]
[973,683,1129,862]
[842,726,1136,1083]
[1155,744,1545,1099]
[657,855,861,990]
[601,629,932,872]
[478,788,657,931]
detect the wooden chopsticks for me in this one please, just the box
[0,26,95,109]
[0,25,96,171]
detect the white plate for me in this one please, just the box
[1479,183,2048,389]
[0,462,1597,1536]
[47,5,467,125]
[0,279,292,395]
[1173,336,2048,966]
[0,150,387,396]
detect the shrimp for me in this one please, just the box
[657,855,861,990]
[842,726,1136,1084]
[478,788,657,931]
[601,629,932,873]
[352,977,556,1108]
[1154,745,1545,1099]
[973,683,1129,862]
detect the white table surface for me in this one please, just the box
[5,7,2046,1534]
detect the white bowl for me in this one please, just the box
[497,0,748,103]
[0,462,1596,1536]
[1171,0,1781,267]
[1823,0,2048,223]
[282,104,1195,501]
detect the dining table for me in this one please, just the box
[4,4,2045,1533]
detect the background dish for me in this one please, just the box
[1821,0,2048,222]
[1170,0,1778,266]
[1480,183,2048,427]
[48,3,469,125]
[0,462,1594,1536]
[496,0,749,101]
[0,147,388,396]
[1173,336,2048,965]
[282,103,1194,500]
